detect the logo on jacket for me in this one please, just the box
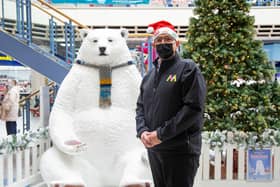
[166,74,177,82]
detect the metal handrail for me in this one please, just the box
[31,2,65,25]
[36,0,88,29]
[19,81,55,105]
[17,81,57,133]
[35,0,153,39]
[29,0,77,64]
[32,1,155,68]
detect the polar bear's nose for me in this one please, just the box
[99,47,106,53]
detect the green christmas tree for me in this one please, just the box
[184,0,280,133]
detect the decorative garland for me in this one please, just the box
[1,127,280,153]
[202,128,280,149]
[0,127,49,154]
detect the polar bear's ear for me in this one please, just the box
[120,29,128,40]
[79,29,89,40]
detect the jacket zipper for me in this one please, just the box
[151,69,160,129]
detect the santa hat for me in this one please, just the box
[147,20,178,41]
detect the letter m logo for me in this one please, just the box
[166,74,177,82]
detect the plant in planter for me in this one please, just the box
[184,0,280,140]
[0,127,49,154]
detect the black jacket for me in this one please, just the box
[136,53,206,155]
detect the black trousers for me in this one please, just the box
[6,121,17,135]
[148,150,199,187]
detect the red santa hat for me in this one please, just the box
[147,20,178,41]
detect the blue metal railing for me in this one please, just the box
[139,37,154,74]
[49,16,58,56]
[15,0,32,44]
[139,43,146,77]
[1,0,4,29]
[147,37,153,71]
[19,82,58,133]
[50,84,59,110]
[16,0,22,35]
[0,0,80,71]
[26,0,32,44]
[4,0,77,65]
[0,0,75,133]
[64,20,75,64]
[22,98,31,133]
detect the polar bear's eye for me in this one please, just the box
[93,39,98,43]
[108,39,113,42]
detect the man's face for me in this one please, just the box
[153,34,179,59]
[154,34,175,44]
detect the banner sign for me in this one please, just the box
[51,0,150,4]
[0,53,22,66]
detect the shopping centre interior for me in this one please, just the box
[0,0,280,187]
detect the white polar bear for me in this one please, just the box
[40,29,152,187]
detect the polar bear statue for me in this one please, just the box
[40,29,152,187]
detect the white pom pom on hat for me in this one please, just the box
[146,20,178,41]
[146,26,154,34]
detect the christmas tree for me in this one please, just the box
[184,0,280,133]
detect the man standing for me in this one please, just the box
[136,20,206,187]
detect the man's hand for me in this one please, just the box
[141,131,152,148]
[141,131,162,148]
[147,131,161,147]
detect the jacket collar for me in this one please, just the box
[153,52,180,72]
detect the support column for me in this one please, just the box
[40,86,50,127]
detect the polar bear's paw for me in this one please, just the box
[51,185,85,187]
[63,140,88,154]
[123,182,151,187]
[120,180,153,187]
[50,181,86,187]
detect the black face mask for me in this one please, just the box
[156,43,174,59]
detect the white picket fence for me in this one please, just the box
[0,139,51,187]
[194,143,280,187]
[0,141,280,187]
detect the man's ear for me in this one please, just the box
[176,40,180,47]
